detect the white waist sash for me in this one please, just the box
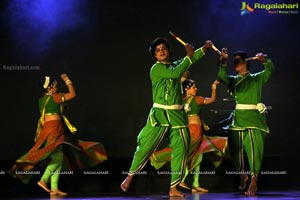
[235,103,266,113]
[153,103,183,110]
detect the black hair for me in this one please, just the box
[182,79,195,94]
[233,51,250,69]
[148,37,172,60]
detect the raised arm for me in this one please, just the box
[61,73,76,101]
[151,41,212,79]
[203,80,220,104]
[190,40,212,64]
[150,43,195,79]
[217,48,231,86]
[254,53,275,84]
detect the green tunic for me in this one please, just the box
[149,48,205,128]
[128,47,206,187]
[217,58,275,178]
[185,96,203,115]
[217,58,275,133]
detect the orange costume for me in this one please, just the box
[8,93,107,187]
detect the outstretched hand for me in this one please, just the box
[211,80,220,90]
[61,73,70,81]
[185,43,195,58]
[202,40,213,53]
[218,48,228,65]
[221,48,228,60]
[255,52,266,63]
[212,80,220,85]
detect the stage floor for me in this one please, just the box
[4,190,300,200]
[2,157,300,200]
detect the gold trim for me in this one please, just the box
[187,114,199,117]
[60,103,77,133]
[44,113,59,115]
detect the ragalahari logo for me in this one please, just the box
[240,2,298,15]
[240,2,254,16]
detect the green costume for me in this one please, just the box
[150,95,227,189]
[217,58,274,180]
[129,48,206,187]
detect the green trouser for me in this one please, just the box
[181,153,203,188]
[40,145,63,190]
[129,121,189,187]
[228,129,266,179]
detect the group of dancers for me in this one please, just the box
[7,35,274,197]
[120,37,274,197]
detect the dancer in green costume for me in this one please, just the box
[150,76,228,193]
[217,50,274,196]
[8,74,107,196]
[120,37,213,197]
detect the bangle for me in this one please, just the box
[65,80,72,85]
[212,84,217,90]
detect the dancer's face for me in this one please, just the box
[47,81,58,94]
[233,55,247,73]
[154,43,170,63]
[186,84,197,96]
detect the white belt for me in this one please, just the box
[236,104,257,110]
[236,103,266,113]
[153,103,183,110]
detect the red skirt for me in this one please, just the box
[151,124,227,171]
[188,124,227,170]
[8,120,107,183]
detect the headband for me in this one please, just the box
[43,76,50,89]
[182,79,195,91]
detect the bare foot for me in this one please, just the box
[179,182,191,190]
[244,178,257,196]
[37,181,51,193]
[50,189,67,196]
[238,174,249,191]
[120,175,133,192]
[192,186,208,193]
[169,186,185,197]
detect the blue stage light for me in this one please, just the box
[8,0,87,56]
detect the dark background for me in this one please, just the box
[0,0,300,192]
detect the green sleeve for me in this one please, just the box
[251,58,275,85]
[150,47,206,79]
[217,64,231,86]
[258,58,275,84]
[190,47,205,64]
[150,56,192,79]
